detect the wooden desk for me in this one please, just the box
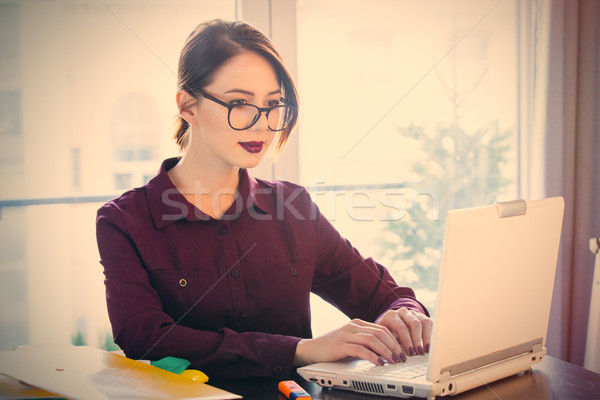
[212,356,600,400]
[1,355,598,399]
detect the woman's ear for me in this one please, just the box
[176,89,199,125]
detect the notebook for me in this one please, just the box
[298,197,564,399]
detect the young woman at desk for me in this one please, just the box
[96,19,432,379]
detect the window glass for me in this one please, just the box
[297,0,519,324]
[0,0,235,351]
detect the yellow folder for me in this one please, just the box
[0,345,240,399]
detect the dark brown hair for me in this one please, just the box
[175,19,299,150]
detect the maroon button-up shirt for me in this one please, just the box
[96,158,427,379]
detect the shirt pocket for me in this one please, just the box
[148,269,227,328]
[248,259,313,315]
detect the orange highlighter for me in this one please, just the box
[278,380,312,400]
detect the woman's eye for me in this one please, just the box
[267,99,282,107]
[229,99,247,106]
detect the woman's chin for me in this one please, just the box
[237,158,263,170]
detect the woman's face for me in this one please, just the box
[184,51,281,170]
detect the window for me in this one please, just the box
[0,0,236,351]
[111,92,161,189]
[111,92,160,163]
[297,0,520,328]
[0,0,531,350]
[0,4,24,184]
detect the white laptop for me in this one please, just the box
[298,197,564,399]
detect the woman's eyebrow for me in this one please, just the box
[224,88,282,96]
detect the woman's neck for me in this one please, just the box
[167,152,240,219]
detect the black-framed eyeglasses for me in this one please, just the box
[199,90,296,132]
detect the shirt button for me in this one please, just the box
[231,269,240,278]
[273,365,282,375]
[290,268,298,277]
[179,278,187,287]
[217,227,228,236]
[239,314,248,321]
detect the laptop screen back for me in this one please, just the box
[427,197,564,382]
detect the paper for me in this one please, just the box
[0,375,66,399]
[0,345,241,400]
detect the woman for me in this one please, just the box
[96,19,432,380]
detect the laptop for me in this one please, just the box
[298,197,564,398]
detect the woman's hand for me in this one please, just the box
[294,319,405,367]
[376,307,433,357]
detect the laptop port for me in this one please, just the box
[309,378,318,382]
[387,384,396,390]
[401,385,415,395]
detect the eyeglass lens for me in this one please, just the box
[229,105,290,131]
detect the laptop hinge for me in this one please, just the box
[440,338,544,378]
[437,371,451,383]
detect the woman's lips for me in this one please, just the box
[239,141,264,154]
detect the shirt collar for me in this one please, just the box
[146,158,275,229]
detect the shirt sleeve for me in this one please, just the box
[96,203,300,379]
[310,201,429,321]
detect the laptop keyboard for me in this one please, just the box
[347,355,429,379]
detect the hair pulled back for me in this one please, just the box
[174,19,298,150]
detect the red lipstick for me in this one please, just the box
[239,141,264,153]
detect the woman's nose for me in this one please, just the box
[250,109,270,131]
